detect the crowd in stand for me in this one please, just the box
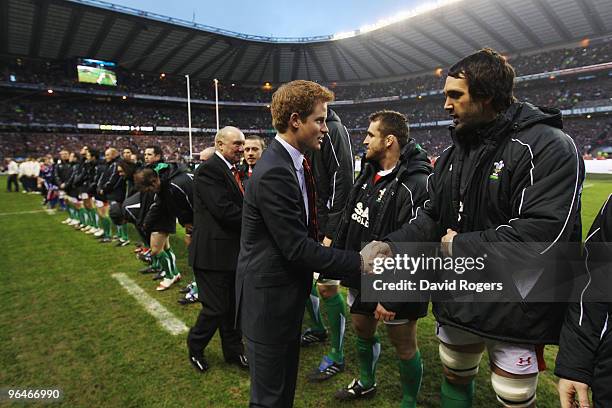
[0,133,215,162]
[2,40,611,162]
[1,114,610,162]
[0,99,270,130]
[1,73,610,143]
[2,39,611,102]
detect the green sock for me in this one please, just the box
[441,377,474,408]
[117,224,128,241]
[151,254,160,270]
[106,217,113,238]
[399,350,423,408]
[322,293,346,363]
[305,282,326,332]
[68,207,75,219]
[78,208,86,225]
[165,248,179,277]
[356,335,380,388]
[153,252,172,278]
[101,217,109,237]
[88,208,97,227]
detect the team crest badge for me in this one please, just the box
[489,160,504,180]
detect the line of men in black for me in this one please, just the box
[46,48,610,408]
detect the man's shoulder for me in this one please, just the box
[512,123,577,157]
[196,155,223,173]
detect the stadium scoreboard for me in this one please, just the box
[76,58,117,86]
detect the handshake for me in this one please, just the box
[359,229,458,274]
[360,241,393,275]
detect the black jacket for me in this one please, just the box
[119,192,148,243]
[63,161,80,195]
[53,160,72,187]
[97,158,124,202]
[235,139,361,344]
[555,195,612,407]
[66,158,87,194]
[189,153,243,271]
[334,140,432,315]
[386,102,585,344]
[308,108,354,239]
[143,163,194,228]
[84,161,106,196]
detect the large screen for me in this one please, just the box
[76,58,117,86]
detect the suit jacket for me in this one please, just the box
[189,153,243,271]
[235,138,361,344]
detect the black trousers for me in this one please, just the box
[245,337,301,408]
[187,268,243,359]
[7,174,19,192]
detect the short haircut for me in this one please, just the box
[88,148,100,159]
[369,110,410,149]
[145,145,163,157]
[271,80,334,133]
[133,168,158,192]
[245,135,266,149]
[448,48,516,112]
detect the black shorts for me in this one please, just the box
[348,289,428,321]
[148,212,177,234]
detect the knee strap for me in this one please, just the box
[490,372,537,407]
[438,343,483,377]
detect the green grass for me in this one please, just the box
[0,174,610,407]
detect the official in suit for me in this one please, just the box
[187,126,248,372]
[235,80,362,407]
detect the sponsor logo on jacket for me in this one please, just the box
[351,202,369,228]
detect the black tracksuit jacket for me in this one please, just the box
[334,140,432,316]
[385,102,585,344]
[142,163,194,228]
[96,158,124,202]
[53,160,72,187]
[555,195,612,407]
[309,108,354,239]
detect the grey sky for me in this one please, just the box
[108,0,424,38]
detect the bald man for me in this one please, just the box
[187,126,248,372]
[199,147,216,161]
[94,148,123,241]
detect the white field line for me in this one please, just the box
[111,273,189,336]
[0,209,48,216]
[583,183,594,189]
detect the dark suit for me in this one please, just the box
[188,153,244,360]
[236,138,360,407]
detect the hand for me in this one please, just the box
[374,303,395,322]
[60,183,65,189]
[558,379,590,408]
[322,236,332,247]
[360,241,393,275]
[184,234,192,247]
[441,229,458,257]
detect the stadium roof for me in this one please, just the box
[3,0,612,85]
